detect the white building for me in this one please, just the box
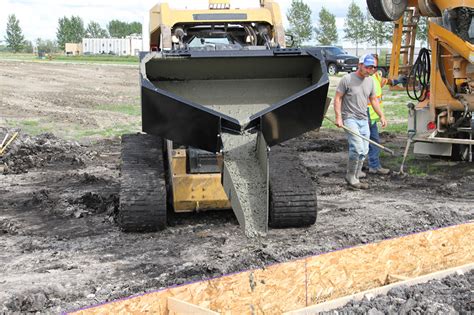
[82,36,143,56]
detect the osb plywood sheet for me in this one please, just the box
[285,263,474,314]
[306,223,474,305]
[72,223,474,315]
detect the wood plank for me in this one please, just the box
[168,297,219,315]
[72,223,474,315]
[305,223,474,305]
[284,263,474,314]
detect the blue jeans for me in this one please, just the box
[368,121,381,169]
[343,118,370,161]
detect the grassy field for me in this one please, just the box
[0,52,139,64]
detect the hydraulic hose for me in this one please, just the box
[406,47,431,102]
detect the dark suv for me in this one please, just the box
[311,46,359,75]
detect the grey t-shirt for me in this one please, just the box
[336,72,376,120]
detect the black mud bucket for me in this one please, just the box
[140,48,329,152]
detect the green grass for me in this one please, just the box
[382,153,442,176]
[95,104,141,116]
[7,119,53,136]
[7,118,140,140]
[0,52,138,64]
[54,54,138,63]
[384,123,407,133]
[73,123,141,139]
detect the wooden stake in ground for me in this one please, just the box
[0,132,19,156]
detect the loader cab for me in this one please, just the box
[170,23,275,51]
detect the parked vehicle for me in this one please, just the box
[312,46,359,75]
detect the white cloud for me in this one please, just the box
[0,0,368,44]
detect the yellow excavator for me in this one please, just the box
[118,0,330,235]
[367,0,473,162]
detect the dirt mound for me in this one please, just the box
[0,131,86,174]
[21,189,118,219]
[3,285,80,313]
[332,269,474,314]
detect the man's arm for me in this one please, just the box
[369,95,387,128]
[334,91,344,128]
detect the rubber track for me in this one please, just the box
[269,147,317,228]
[119,134,167,232]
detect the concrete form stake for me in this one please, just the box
[0,132,19,156]
[0,132,9,149]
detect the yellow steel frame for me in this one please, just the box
[388,15,404,82]
[427,21,474,120]
[170,149,230,213]
[407,0,473,12]
[149,0,285,50]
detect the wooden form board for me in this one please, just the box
[285,262,474,314]
[71,223,474,315]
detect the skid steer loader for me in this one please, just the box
[119,0,330,236]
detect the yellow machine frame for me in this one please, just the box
[149,0,286,50]
[427,22,474,120]
[169,149,230,212]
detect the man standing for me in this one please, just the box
[334,54,387,189]
[367,55,404,175]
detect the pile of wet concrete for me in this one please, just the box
[331,269,474,314]
[0,129,87,174]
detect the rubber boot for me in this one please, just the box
[368,166,390,175]
[358,165,366,178]
[345,159,363,189]
[356,160,369,189]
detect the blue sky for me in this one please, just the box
[0,0,368,45]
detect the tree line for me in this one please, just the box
[286,0,428,54]
[3,14,141,53]
[4,2,429,54]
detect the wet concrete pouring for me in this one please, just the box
[222,132,267,237]
[0,61,473,313]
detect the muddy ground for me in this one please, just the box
[0,61,473,313]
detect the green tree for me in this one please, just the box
[85,21,108,38]
[56,16,85,50]
[416,16,429,47]
[23,40,33,53]
[107,20,142,37]
[128,22,142,35]
[107,20,129,38]
[36,38,59,53]
[69,16,85,42]
[366,9,393,54]
[314,7,338,45]
[286,0,313,47]
[344,1,366,55]
[5,14,25,52]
